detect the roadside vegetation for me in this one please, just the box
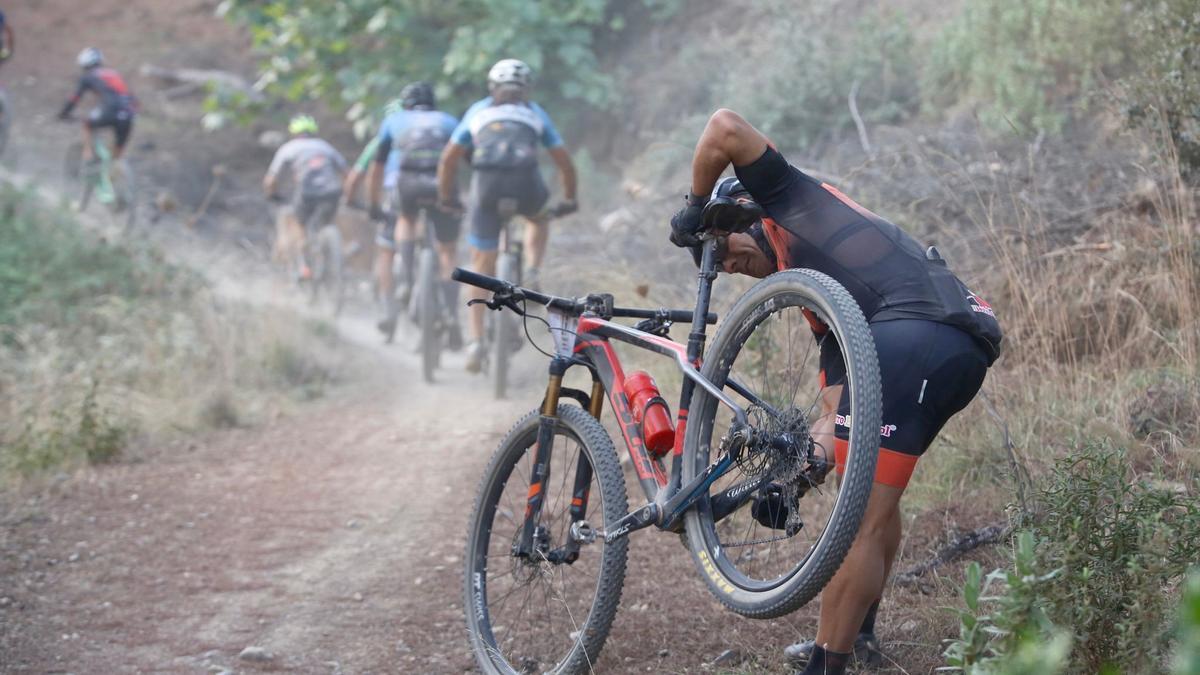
[0,185,346,478]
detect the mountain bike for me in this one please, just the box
[406,203,462,383]
[63,129,137,229]
[454,196,882,673]
[273,196,344,316]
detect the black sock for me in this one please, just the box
[398,240,416,286]
[860,599,880,635]
[801,645,849,675]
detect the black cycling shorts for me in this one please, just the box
[820,318,988,487]
[292,191,340,236]
[87,106,134,148]
[394,171,460,245]
[466,167,549,251]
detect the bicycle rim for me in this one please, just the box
[683,269,880,618]
[464,406,628,674]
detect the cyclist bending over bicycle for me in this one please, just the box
[263,114,347,281]
[58,48,135,162]
[671,109,1003,674]
[363,82,461,342]
[437,58,578,372]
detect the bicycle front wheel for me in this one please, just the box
[464,405,629,674]
[683,269,881,619]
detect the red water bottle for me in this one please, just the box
[623,371,675,457]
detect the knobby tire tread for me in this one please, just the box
[464,405,629,675]
[683,269,881,619]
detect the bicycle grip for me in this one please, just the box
[451,267,510,293]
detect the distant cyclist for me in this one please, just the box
[342,98,402,208]
[0,11,15,62]
[437,58,578,372]
[365,82,461,342]
[263,114,347,280]
[58,48,136,162]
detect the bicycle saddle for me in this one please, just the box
[701,196,764,234]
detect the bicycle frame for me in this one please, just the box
[515,240,772,558]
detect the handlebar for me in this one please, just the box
[451,267,717,325]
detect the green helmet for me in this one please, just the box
[382,98,404,117]
[288,114,318,136]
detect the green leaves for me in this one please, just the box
[215,0,671,135]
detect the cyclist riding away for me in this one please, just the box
[58,48,136,162]
[437,58,578,372]
[671,109,1003,675]
[0,10,14,63]
[365,82,461,343]
[263,114,347,280]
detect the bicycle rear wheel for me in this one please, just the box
[683,269,881,619]
[464,405,629,674]
[315,225,344,315]
[490,251,519,398]
[416,246,441,383]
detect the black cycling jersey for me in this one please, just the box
[62,67,135,116]
[737,147,1003,363]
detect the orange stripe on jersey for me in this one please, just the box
[761,216,791,271]
[820,183,882,222]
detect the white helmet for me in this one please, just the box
[77,47,103,69]
[487,59,532,89]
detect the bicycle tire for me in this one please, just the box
[112,158,137,229]
[464,405,629,675]
[682,269,881,619]
[491,252,518,399]
[316,225,344,316]
[417,246,440,383]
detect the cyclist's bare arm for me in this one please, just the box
[690,109,770,197]
[437,141,468,204]
[365,160,384,210]
[547,146,577,203]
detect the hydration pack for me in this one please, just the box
[469,103,542,170]
[398,117,451,171]
[299,154,341,197]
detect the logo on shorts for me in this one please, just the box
[836,413,898,437]
[967,290,996,317]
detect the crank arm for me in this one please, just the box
[601,503,660,543]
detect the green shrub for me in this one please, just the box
[925,0,1128,134]
[944,447,1200,673]
[720,1,919,149]
[1175,571,1200,675]
[4,381,128,474]
[1120,0,1200,178]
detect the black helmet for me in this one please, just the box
[400,81,435,110]
[711,176,750,200]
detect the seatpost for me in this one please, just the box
[687,239,720,363]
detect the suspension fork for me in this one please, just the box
[516,356,571,558]
[566,377,603,523]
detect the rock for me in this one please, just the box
[238,646,273,663]
[352,592,364,602]
[657,648,669,658]
[67,553,80,563]
[0,597,11,607]
[899,619,919,633]
[710,649,744,667]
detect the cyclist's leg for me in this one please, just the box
[464,171,503,346]
[395,177,421,295]
[111,111,133,160]
[374,216,398,309]
[805,320,989,663]
[518,169,551,274]
[81,109,102,162]
[292,191,318,275]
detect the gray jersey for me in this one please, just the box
[268,137,347,197]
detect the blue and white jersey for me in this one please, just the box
[374,108,459,179]
[450,97,564,150]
